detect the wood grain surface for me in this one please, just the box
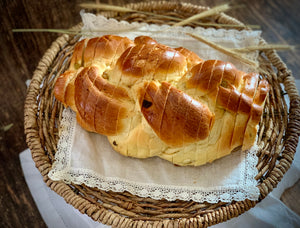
[0,0,299,227]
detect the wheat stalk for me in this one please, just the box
[12,26,141,35]
[186,32,259,68]
[232,44,297,52]
[12,28,81,34]
[79,3,133,12]
[173,3,231,27]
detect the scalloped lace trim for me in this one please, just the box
[81,12,259,43]
[49,108,259,203]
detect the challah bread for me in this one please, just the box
[54,35,269,166]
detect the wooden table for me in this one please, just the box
[1,0,299,227]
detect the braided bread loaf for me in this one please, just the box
[54,35,269,166]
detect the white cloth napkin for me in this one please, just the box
[48,13,263,203]
[20,141,300,228]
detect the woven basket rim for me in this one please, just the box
[24,1,300,227]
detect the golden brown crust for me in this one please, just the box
[73,66,131,135]
[118,40,186,83]
[248,79,269,124]
[83,37,100,67]
[186,60,242,97]
[230,73,259,148]
[54,70,75,104]
[69,39,89,70]
[140,81,214,147]
[95,35,134,66]
[134,36,157,45]
[174,47,203,70]
[54,35,269,166]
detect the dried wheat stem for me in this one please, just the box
[186,32,259,69]
[195,22,260,29]
[12,27,141,35]
[79,3,133,12]
[232,44,297,52]
[12,28,81,34]
[173,3,231,27]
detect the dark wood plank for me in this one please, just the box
[226,0,300,79]
[0,0,299,227]
[0,0,83,227]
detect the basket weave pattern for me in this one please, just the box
[24,2,300,227]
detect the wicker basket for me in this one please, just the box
[24,2,300,227]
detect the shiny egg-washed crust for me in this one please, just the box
[54,35,269,166]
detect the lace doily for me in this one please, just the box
[48,12,262,203]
